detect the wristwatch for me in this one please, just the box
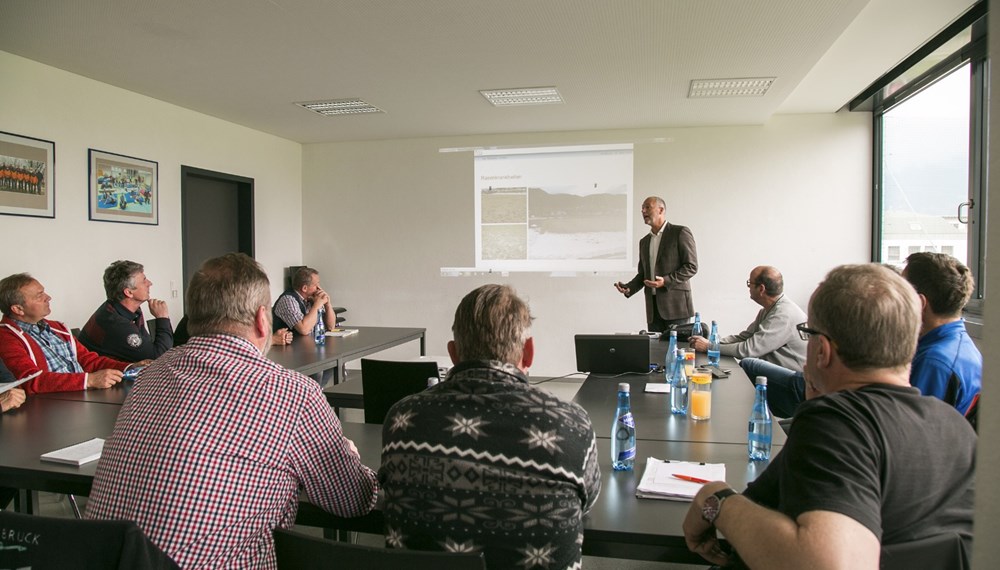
[702,488,738,525]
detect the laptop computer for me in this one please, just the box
[574,334,651,374]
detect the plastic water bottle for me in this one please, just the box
[748,376,773,461]
[708,320,721,366]
[314,320,326,346]
[611,383,636,470]
[665,331,678,381]
[426,377,439,389]
[692,312,702,338]
[670,352,688,415]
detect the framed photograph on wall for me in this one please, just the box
[0,131,55,219]
[88,149,158,225]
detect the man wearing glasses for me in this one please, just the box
[747,254,982,418]
[682,264,975,568]
[689,266,806,372]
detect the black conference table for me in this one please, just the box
[1,332,785,563]
[266,326,426,381]
[301,422,777,564]
[576,359,787,446]
[0,398,774,564]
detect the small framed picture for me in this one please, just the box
[0,131,55,219]
[88,149,158,225]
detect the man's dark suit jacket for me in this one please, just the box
[624,222,698,324]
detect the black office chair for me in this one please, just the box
[273,528,486,570]
[964,393,979,433]
[0,510,178,569]
[880,532,970,570]
[332,306,347,325]
[360,358,440,424]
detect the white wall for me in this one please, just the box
[303,113,872,375]
[0,51,303,328]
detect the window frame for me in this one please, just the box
[852,2,987,317]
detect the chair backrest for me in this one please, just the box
[880,532,970,570]
[361,358,440,424]
[964,393,979,432]
[273,528,486,570]
[942,372,962,407]
[0,510,178,569]
[332,306,347,325]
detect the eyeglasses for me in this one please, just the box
[796,322,829,341]
[746,280,757,288]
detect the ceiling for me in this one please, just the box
[0,0,976,144]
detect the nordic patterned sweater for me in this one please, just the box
[379,360,601,570]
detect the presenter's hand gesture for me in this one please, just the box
[614,282,630,296]
[88,369,123,389]
[643,276,665,290]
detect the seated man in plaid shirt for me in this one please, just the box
[87,253,378,568]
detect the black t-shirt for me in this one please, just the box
[744,384,975,545]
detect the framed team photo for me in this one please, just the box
[0,130,55,219]
[88,149,158,225]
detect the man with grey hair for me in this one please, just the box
[87,253,379,568]
[79,259,174,361]
[615,196,698,332]
[272,266,337,336]
[690,265,807,371]
[682,264,975,568]
[380,284,601,569]
[0,273,129,394]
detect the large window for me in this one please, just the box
[852,3,987,312]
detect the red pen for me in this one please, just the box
[672,473,711,484]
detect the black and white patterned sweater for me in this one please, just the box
[379,360,601,570]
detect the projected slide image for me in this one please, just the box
[470,143,634,272]
[527,186,628,260]
[481,187,527,223]
[482,224,527,260]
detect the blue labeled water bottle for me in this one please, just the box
[670,352,688,415]
[665,330,678,381]
[611,383,636,471]
[314,319,326,346]
[748,376,773,461]
[708,320,721,366]
[692,312,702,337]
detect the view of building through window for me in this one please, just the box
[879,63,970,267]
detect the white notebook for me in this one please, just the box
[636,457,726,501]
[40,438,105,466]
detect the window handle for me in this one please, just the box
[958,200,974,224]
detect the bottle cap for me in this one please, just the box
[618,382,630,392]
[712,320,717,325]
[756,376,768,386]
[670,330,677,337]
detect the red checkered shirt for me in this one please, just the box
[86,334,378,569]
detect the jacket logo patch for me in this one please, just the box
[127,333,142,348]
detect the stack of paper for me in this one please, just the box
[325,328,359,337]
[0,371,39,394]
[40,438,105,466]
[635,457,726,501]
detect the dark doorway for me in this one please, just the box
[180,166,254,298]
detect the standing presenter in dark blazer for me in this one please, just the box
[615,196,698,332]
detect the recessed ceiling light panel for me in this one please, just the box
[295,98,384,116]
[480,86,564,106]
[688,78,776,98]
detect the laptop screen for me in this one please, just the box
[574,334,651,374]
